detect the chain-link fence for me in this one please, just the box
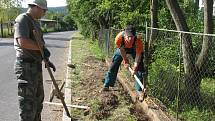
[146,27,215,120]
[96,26,215,120]
[97,28,122,57]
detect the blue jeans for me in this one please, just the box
[104,48,144,91]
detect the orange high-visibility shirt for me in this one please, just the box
[115,31,143,54]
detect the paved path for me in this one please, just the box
[0,37,17,121]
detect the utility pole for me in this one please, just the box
[57,11,60,31]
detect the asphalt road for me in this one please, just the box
[0,31,74,121]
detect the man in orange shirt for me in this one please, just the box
[103,25,144,100]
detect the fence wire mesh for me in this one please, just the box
[98,28,121,57]
[96,27,215,120]
[147,27,215,120]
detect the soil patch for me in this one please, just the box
[71,56,149,120]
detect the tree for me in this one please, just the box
[149,0,159,49]
[67,0,150,36]
[165,0,213,102]
[0,0,23,22]
[197,0,213,70]
[67,0,100,36]
[63,15,77,30]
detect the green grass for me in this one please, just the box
[69,32,90,119]
[69,32,101,120]
[89,40,106,60]
[180,106,214,121]
[70,34,91,64]
[168,78,215,121]
[201,78,215,96]
[147,57,215,121]
[106,95,137,121]
[70,32,90,85]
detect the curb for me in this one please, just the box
[62,39,72,121]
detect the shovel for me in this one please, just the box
[128,66,146,101]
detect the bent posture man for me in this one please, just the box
[102,25,145,100]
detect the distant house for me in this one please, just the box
[39,19,57,28]
[199,0,215,16]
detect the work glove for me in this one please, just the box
[45,61,56,72]
[123,58,129,69]
[131,65,138,75]
[132,65,138,71]
[43,47,51,59]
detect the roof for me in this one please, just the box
[39,19,56,22]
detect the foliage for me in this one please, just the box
[148,33,215,121]
[89,40,106,60]
[179,105,214,121]
[44,10,77,31]
[157,3,175,29]
[0,0,22,22]
[66,0,202,34]
[148,58,179,104]
[63,15,77,30]
[67,0,150,36]
[66,0,215,120]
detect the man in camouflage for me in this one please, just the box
[14,0,55,120]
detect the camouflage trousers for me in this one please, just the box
[15,58,44,121]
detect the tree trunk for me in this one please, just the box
[149,0,159,49]
[165,0,201,103]
[196,0,213,71]
[165,0,195,76]
[190,0,213,101]
[145,0,159,87]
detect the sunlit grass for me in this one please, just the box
[89,40,106,60]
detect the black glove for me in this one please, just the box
[43,47,51,59]
[45,61,56,72]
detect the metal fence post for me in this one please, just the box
[107,29,110,55]
[176,32,183,120]
[144,22,149,88]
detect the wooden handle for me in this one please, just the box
[128,67,145,91]
[33,30,72,118]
